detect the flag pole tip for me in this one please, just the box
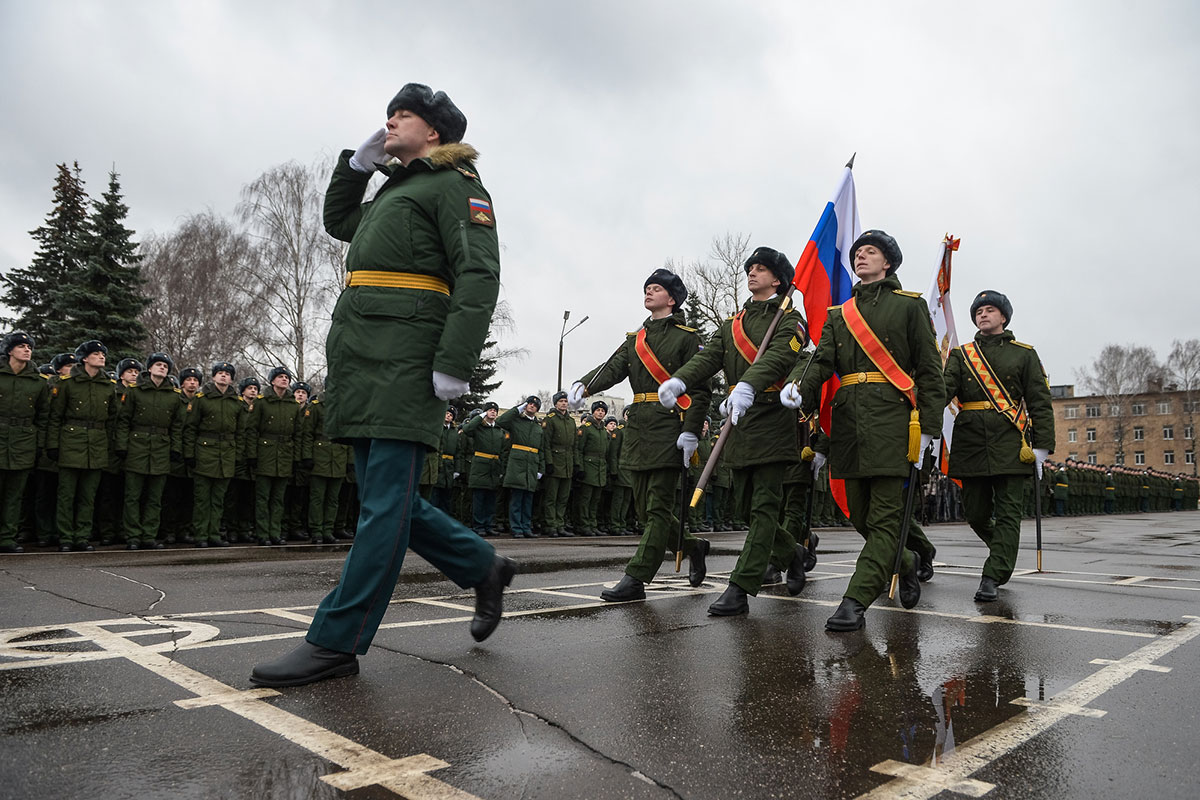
[845,152,856,169]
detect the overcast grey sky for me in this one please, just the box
[2,1,1198,398]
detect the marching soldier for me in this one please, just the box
[47,340,121,551]
[661,248,809,615]
[785,230,945,630]
[184,362,243,547]
[570,267,712,598]
[0,332,49,553]
[245,366,308,545]
[541,391,576,536]
[116,352,185,549]
[942,290,1053,601]
[497,396,545,538]
[574,400,610,536]
[303,390,350,544]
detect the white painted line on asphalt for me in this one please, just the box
[408,598,477,612]
[868,761,994,797]
[1009,697,1107,718]
[1089,658,1171,672]
[1114,576,1149,585]
[175,687,280,708]
[260,609,316,623]
[520,587,606,601]
[856,617,1200,800]
[964,615,1156,639]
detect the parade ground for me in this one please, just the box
[1,512,1197,800]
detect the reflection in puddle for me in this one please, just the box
[931,677,965,765]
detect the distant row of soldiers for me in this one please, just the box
[0,332,362,552]
[1045,460,1198,515]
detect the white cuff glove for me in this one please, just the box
[1033,448,1050,478]
[720,381,755,426]
[537,472,543,481]
[348,127,389,173]
[432,371,470,401]
[676,432,698,467]
[453,472,461,480]
[811,451,826,478]
[567,381,587,410]
[918,433,936,460]
[780,381,803,409]
[658,377,686,409]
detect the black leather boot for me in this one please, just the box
[600,574,646,602]
[688,538,710,587]
[707,583,749,616]
[250,640,358,687]
[470,555,517,642]
[786,544,808,596]
[803,532,820,572]
[825,597,866,631]
[974,576,998,602]
[762,564,782,584]
[899,556,921,609]
[917,547,935,582]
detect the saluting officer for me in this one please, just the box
[661,248,809,616]
[498,396,545,538]
[184,362,243,547]
[540,391,576,536]
[784,230,945,631]
[245,366,309,545]
[0,332,49,553]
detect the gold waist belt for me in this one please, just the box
[959,401,994,411]
[473,451,500,460]
[511,444,539,453]
[632,392,659,403]
[345,271,450,295]
[441,454,455,460]
[840,371,888,386]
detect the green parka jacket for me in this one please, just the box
[541,410,577,478]
[184,381,244,479]
[47,364,120,470]
[609,424,632,488]
[0,361,49,471]
[674,297,804,470]
[303,397,351,480]
[322,143,500,450]
[795,276,945,479]
[234,397,256,481]
[943,330,1055,478]
[462,414,507,489]
[579,311,711,471]
[116,373,184,476]
[245,388,308,479]
[497,406,545,491]
[575,416,609,487]
[435,422,460,489]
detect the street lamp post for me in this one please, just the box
[557,310,589,392]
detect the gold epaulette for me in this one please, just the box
[827,304,843,311]
[174,388,183,394]
[893,289,922,299]
[39,373,49,380]
[311,398,321,404]
[626,331,637,337]
[455,166,479,180]
[196,392,205,398]
[1012,340,1034,350]
[675,324,697,332]
[109,378,117,384]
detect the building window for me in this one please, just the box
[1068,429,1077,443]
[1187,451,1196,465]
[1068,452,1079,461]
[1185,400,1200,413]
[1158,400,1172,415]
[1087,453,1097,464]
[1116,453,1126,465]
[1164,451,1175,465]
[1133,426,1144,441]
[1109,404,1121,416]
[1086,428,1096,442]
[1064,406,1079,419]
[1086,404,1101,418]
[1164,425,1175,440]
[1132,403,1146,416]
[1135,451,1146,465]
[1186,425,1194,440]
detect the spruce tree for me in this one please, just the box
[463,340,503,407]
[0,163,90,356]
[52,168,150,360]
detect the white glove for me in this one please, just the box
[676,432,698,467]
[432,371,470,401]
[349,128,389,173]
[658,377,686,409]
[1033,448,1050,478]
[453,472,461,480]
[780,381,803,409]
[918,433,937,460]
[567,381,587,410]
[811,452,826,478]
[537,472,543,480]
[720,381,755,426]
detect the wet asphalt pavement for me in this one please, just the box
[1,512,1198,800]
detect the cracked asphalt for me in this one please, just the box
[1,512,1199,800]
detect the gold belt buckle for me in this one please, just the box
[857,372,868,384]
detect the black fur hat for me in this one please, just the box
[386,83,467,145]
[744,247,794,289]
[970,290,1013,327]
[524,395,542,410]
[850,230,903,275]
[552,390,568,404]
[482,401,499,412]
[51,352,77,371]
[591,400,608,413]
[116,358,143,376]
[267,365,292,384]
[290,381,313,396]
[2,331,34,355]
[238,375,260,392]
[211,361,236,378]
[74,340,108,359]
[179,367,203,383]
[643,268,688,308]
[145,352,174,372]
[38,363,53,376]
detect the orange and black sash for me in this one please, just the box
[730,311,785,391]
[840,298,916,407]
[635,329,691,410]
[959,342,1029,433]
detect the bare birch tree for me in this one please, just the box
[1076,344,1162,463]
[1167,338,1200,475]
[675,231,752,334]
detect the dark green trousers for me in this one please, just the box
[961,474,1026,585]
[0,469,31,546]
[625,468,699,583]
[309,476,343,541]
[123,472,169,544]
[255,475,289,542]
[577,482,603,531]
[729,462,796,595]
[542,476,571,530]
[194,475,232,543]
[843,476,917,608]
[906,519,936,564]
[609,484,631,531]
[57,467,102,544]
[780,479,814,547]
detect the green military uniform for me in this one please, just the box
[47,361,120,548]
[796,274,945,610]
[245,384,308,544]
[540,404,577,535]
[687,426,712,531]
[709,429,733,529]
[0,353,49,551]
[430,416,460,514]
[228,387,259,541]
[607,420,633,534]
[579,308,711,583]
[674,297,804,598]
[184,378,243,545]
[778,417,824,566]
[944,328,1054,588]
[574,409,609,535]
[116,371,185,546]
[497,403,545,537]
[463,411,507,535]
[304,396,351,544]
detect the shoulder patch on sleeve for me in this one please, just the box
[1011,340,1034,350]
[467,197,494,227]
[893,289,923,299]
[674,324,697,333]
[789,336,801,352]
